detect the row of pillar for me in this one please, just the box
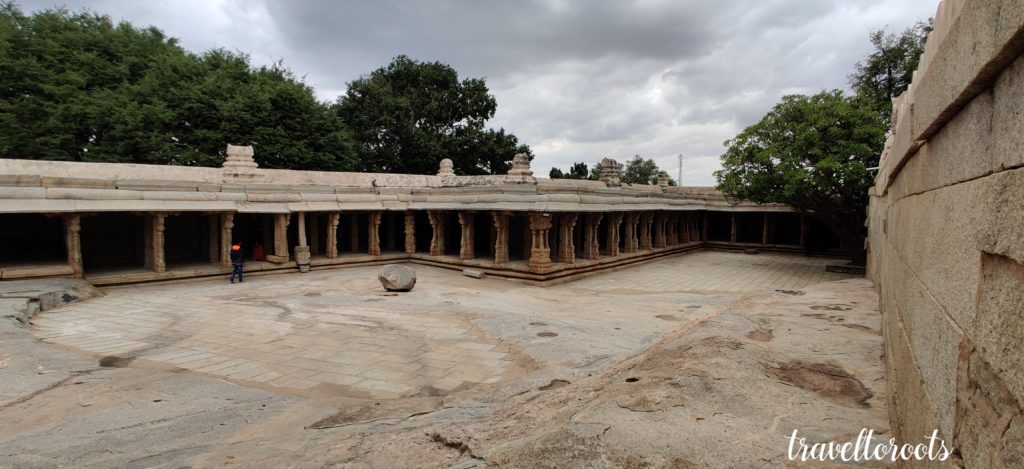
[58,210,708,278]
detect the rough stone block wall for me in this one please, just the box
[867,0,1024,466]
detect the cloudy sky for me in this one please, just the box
[20,0,935,185]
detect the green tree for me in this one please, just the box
[336,55,530,175]
[621,155,675,185]
[0,4,356,170]
[849,21,930,123]
[714,91,886,264]
[549,167,565,178]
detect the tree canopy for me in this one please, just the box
[849,21,930,123]
[549,156,675,185]
[0,5,529,173]
[335,55,530,175]
[715,91,886,263]
[716,21,927,264]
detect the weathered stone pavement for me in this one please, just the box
[1,251,877,468]
[31,251,852,399]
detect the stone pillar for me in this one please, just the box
[701,212,708,241]
[427,211,445,256]
[294,212,311,272]
[762,213,769,245]
[623,213,639,253]
[667,214,675,245]
[527,212,553,268]
[653,213,666,248]
[458,212,475,260]
[492,211,510,264]
[220,213,234,267]
[606,212,623,256]
[558,213,577,264]
[309,214,320,255]
[368,211,382,256]
[349,213,360,253]
[208,215,220,263]
[64,214,83,278]
[404,212,416,254]
[150,213,166,273]
[730,213,737,243]
[639,213,654,250]
[270,213,290,263]
[326,212,340,259]
[584,213,603,260]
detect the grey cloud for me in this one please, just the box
[18,0,938,185]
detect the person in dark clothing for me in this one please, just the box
[230,243,244,283]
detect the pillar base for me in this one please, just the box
[294,246,311,272]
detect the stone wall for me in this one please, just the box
[867,0,1024,466]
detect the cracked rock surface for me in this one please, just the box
[0,252,883,467]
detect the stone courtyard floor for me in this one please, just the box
[0,251,888,467]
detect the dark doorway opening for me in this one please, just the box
[414,212,431,253]
[0,214,66,267]
[81,213,145,272]
[508,214,526,261]
[474,213,492,258]
[768,213,801,245]
[736,213,764,244]
[164,213,215,267]
[231,213,274,261]
[706,212,732,242]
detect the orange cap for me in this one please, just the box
[231,244,241,251]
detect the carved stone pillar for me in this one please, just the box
[220,213,234,267]
[326,212,340,259]
[670,214,679,244]
[427,211,445,256]
[349,213,360,253]
[492,211,510,264]
[558,213,577,264]
[606,212,623,256]
[622,213,639,253]
[150,213,166,273]
[640,213,654,250]
[269,213,290,263]
[652,213,666,248]
[730,213,737,243]
[457,212,475,260]
[368,211,382,256]
[527,212,553,268]
[404,212,416,254]
[294,212,311,272]
[64,214,83,278]
[584,213,603,260]
[296,212,307,247]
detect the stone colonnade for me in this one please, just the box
[55,209,801,278]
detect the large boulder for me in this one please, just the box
[378,265,416,292]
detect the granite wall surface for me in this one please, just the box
[867,0,1024,466]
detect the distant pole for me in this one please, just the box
[677,154,683,185]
